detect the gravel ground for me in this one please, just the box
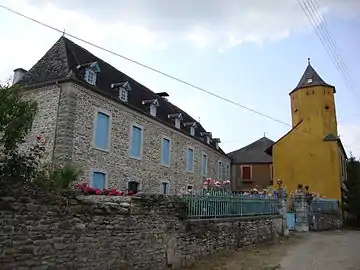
[186,230,360,270]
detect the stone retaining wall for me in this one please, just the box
[0,193,282,270]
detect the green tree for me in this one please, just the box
[0,83,39,185]
[344,156,360,224]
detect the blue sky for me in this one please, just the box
[0,0,359,157]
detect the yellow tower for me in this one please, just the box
[266,59,347,201]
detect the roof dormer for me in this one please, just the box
[111,81,132,102]
[184,121,198,136]
[212,138,221,150]
[168,113,183,129]
[76,61,101,86]
[200,132,212,144]
[142,98,159,117]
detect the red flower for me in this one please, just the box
[36,135,42,141]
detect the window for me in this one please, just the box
[161,182,170,194]
[187,185,193,192]
[160,137,171,166]
[93,111,111,151]
[175,118,181,129]
[85,69,97,85]
[130,125,143,159]
[201,154,208,176]
[190,126,195,136]
[150,104,157,117]
[241,166,252,181]
[307,78,313,83]
[128,181,140,193]
[119,88,128,102]
[217,161,222,180]
[186,148,194,172]
[91,172,106,190]
[226,164,230,180]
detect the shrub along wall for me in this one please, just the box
[0,191,283,270]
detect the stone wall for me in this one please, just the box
[59,82,231,193]
[0,193,282,270]
[24,82,231,194]
[309,212,343,231]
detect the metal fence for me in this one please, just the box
[310,198,339,213]
[181,190,279,218]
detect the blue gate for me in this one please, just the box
[287,202,295,230]
[287,213,295,230]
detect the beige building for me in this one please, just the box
[16,36,231,194]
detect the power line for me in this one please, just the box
[298,0,360,104]
[0,3,358,153]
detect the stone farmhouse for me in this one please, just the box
[14,36,231,194]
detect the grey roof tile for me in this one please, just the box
[19,36,226,154]
[227,136,274,164]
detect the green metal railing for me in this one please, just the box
[182,190,279,218]
[310,198,339,213]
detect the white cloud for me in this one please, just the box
[338,124,360,158]
[17,0,360,50]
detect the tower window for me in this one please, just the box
[307,78,313,83]
[325,105,329,110]
[294,109,298,113]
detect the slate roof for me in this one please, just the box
[289,60,335,95]
[19,36,225,154]
[227,136,274,164]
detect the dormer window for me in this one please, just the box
[213,138,221,150]
[307,78,313,83]
[184,121,198,136]
[168,113,183,129]
[111,81,132,102]
[77,61,101,86]
[142,99,159,117]
[200,132,212,145]
[85,69,96,85]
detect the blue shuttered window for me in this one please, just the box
[94,112,110,150]
[130,125,143,158]
[201,154,207,176]
[92,172,106,189]
[217,161,222,180]
[186,148,194,172]
[161,138,170,166]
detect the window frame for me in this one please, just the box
[160,181,170,195]
[217,160,222,180]
[85,68,97,85]
[90,169,108,190]
[119,87,128,102]
[240,165,252,181]
[160,136,171,167]
[201,153,208,177]
[127,180,141,193]
[186,147,195,173]
[92,108,112,152]
[129,123,144,160]
[226,164,230,180]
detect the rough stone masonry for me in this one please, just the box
[0,191,283,270]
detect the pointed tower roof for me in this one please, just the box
[290,58,335,95]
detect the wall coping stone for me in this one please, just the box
[187,215,282,224]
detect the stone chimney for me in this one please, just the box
[13,68,27,85]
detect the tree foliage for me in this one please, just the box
[344,156,360,223]
[0,83,80,192]
[0,83,39,185]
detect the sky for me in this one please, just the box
[0,0,360,158]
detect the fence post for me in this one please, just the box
[294,185,309,232]
[278,197,289,236]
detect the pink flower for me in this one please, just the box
[36,135,42,141]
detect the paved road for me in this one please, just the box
[280,230,360,270]
[188,230,360,270]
